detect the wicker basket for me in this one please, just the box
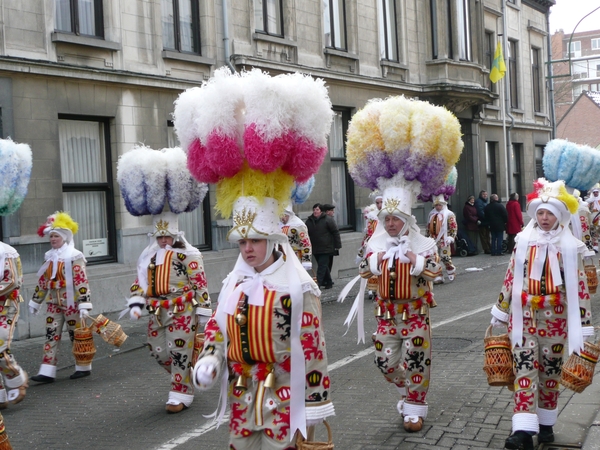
[191,332,205,366]
[72,319,96,367]
[296,421,334,450]
[560,341,600,393]
[0,414,12,450]
[585,264,598,294]
[483,325,515,387]
[92,314,128,348]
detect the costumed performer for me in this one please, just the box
[280,177,315,272]
[490,179,593,450]
[339,95,463,432]
[30,212,93,382]
[0,138,33,405]
[356,192,382,300]
[118,145,211,413]
[586,184,600,252]
[425,168,458,284]
[175,68,335,448]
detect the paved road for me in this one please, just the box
[4,252,600,449]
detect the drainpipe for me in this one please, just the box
[222,0,236,73]
[546,9,556,139]
[501,1,514,197]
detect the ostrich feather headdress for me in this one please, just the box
[173,68,333,243]
[117,145,208,216]
[543,139,600,192]
[346,96,463,221]
[0,138,33,217]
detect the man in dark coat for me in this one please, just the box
[484,194,508,255]
[306,203,342,289]
[474,190,491,254]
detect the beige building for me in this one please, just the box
[0,0,553,337]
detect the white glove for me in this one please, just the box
[398,236,412,263]
[79,308,91,318]
[29,305,40,316]
[446,237,455,245]
[129,306,142,321]
[193,357,219,390]
[302,262,313,271]
[490,317,507,328]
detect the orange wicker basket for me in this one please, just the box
[296,421,334,450]
[560,341,600,393]
[585,264,598,294]
[191,332,205,366]
[72,319,96,367]
[0,414,12,450]
[483,325,515,387]
[92,314,128,348]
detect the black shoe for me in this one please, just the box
[323,285,333,290]
[505,431,534,450]
[70,370,91,380]
[31,374,55,384]
[538,425,554,443]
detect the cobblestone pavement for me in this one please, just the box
[3,252,600,449]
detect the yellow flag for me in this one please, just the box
[490,41,506,83]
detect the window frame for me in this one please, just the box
[484,31,497,93]
[328,108,355,231]
[167,120,212,251]
[508,39,519,109]
[162,0,202,54]
[531,47,541,112]
[378,0,399,62]
[512,143,523,209]
[324,0,347,51]
[55,0,104,38]
[569,41,581,58]
[455,0,471,61]
[254,0,284,37]
[485,141,497,196]
[58,114,116,265]
[592,38,600,51]
[430,0,438,59]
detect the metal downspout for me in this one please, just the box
[546,9,556,139]
[222,0,236,73]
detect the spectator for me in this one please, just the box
[484,194,508,256]
[463,195,480,252]
[475,190,491,254]
[321,203,339,274]
[506,193,524,253]
[306,203,342,289]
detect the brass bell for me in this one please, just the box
[430,298,438,308]
[235,375,248,390]
[264,371,276,389]
[154,308,162,326]
[401,309,409,321]
[389,271,397,280]
[149,263,155,270]
[384,309,393,321]
[191,298,199,307]
[236,313,248,326]
[375,305,384,317]
[419,304,427,315]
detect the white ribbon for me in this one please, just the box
[338,276,367,344]
[529,230,562,286]
[570,213,583,241]
[382,236,411,263]
[36,242,84,309]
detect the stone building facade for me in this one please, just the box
[0,0,553,337]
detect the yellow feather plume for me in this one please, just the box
[52,211,79,235]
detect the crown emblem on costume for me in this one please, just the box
[233,208,257,231]
[383,198,401,213]
[155,219,169,233]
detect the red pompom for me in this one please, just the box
[187,138,220,183]
[205,132,244,177]
[282,135,327,182]
[243,124,289,173]
[37,224,47,238]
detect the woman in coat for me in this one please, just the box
[506,193,524,253]
[463,195,480,252]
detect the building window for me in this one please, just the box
[445,0,453,59]
[378,0,398,61]
[508,40,519,109]
[569,41,581,58]
[55,0,104,37]
[531,47,541,112]
[572,84,583,98]
[455,0,471,61]
[485,32,496,93]
[328,109,354,230]
[485,142,497,196]
[535,145,544,179]
[507,0,516,4]
[59,117,116,263]
[167,122,212,249]
[512,143,523,208]
[162,0,201,53]
[592,38,600,50]
[324,0,347,50]
[254,0,283,37]
[430,0,438,59]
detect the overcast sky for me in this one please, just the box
[549,0,600,34]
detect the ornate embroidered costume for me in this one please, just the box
[426,192,457,283]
